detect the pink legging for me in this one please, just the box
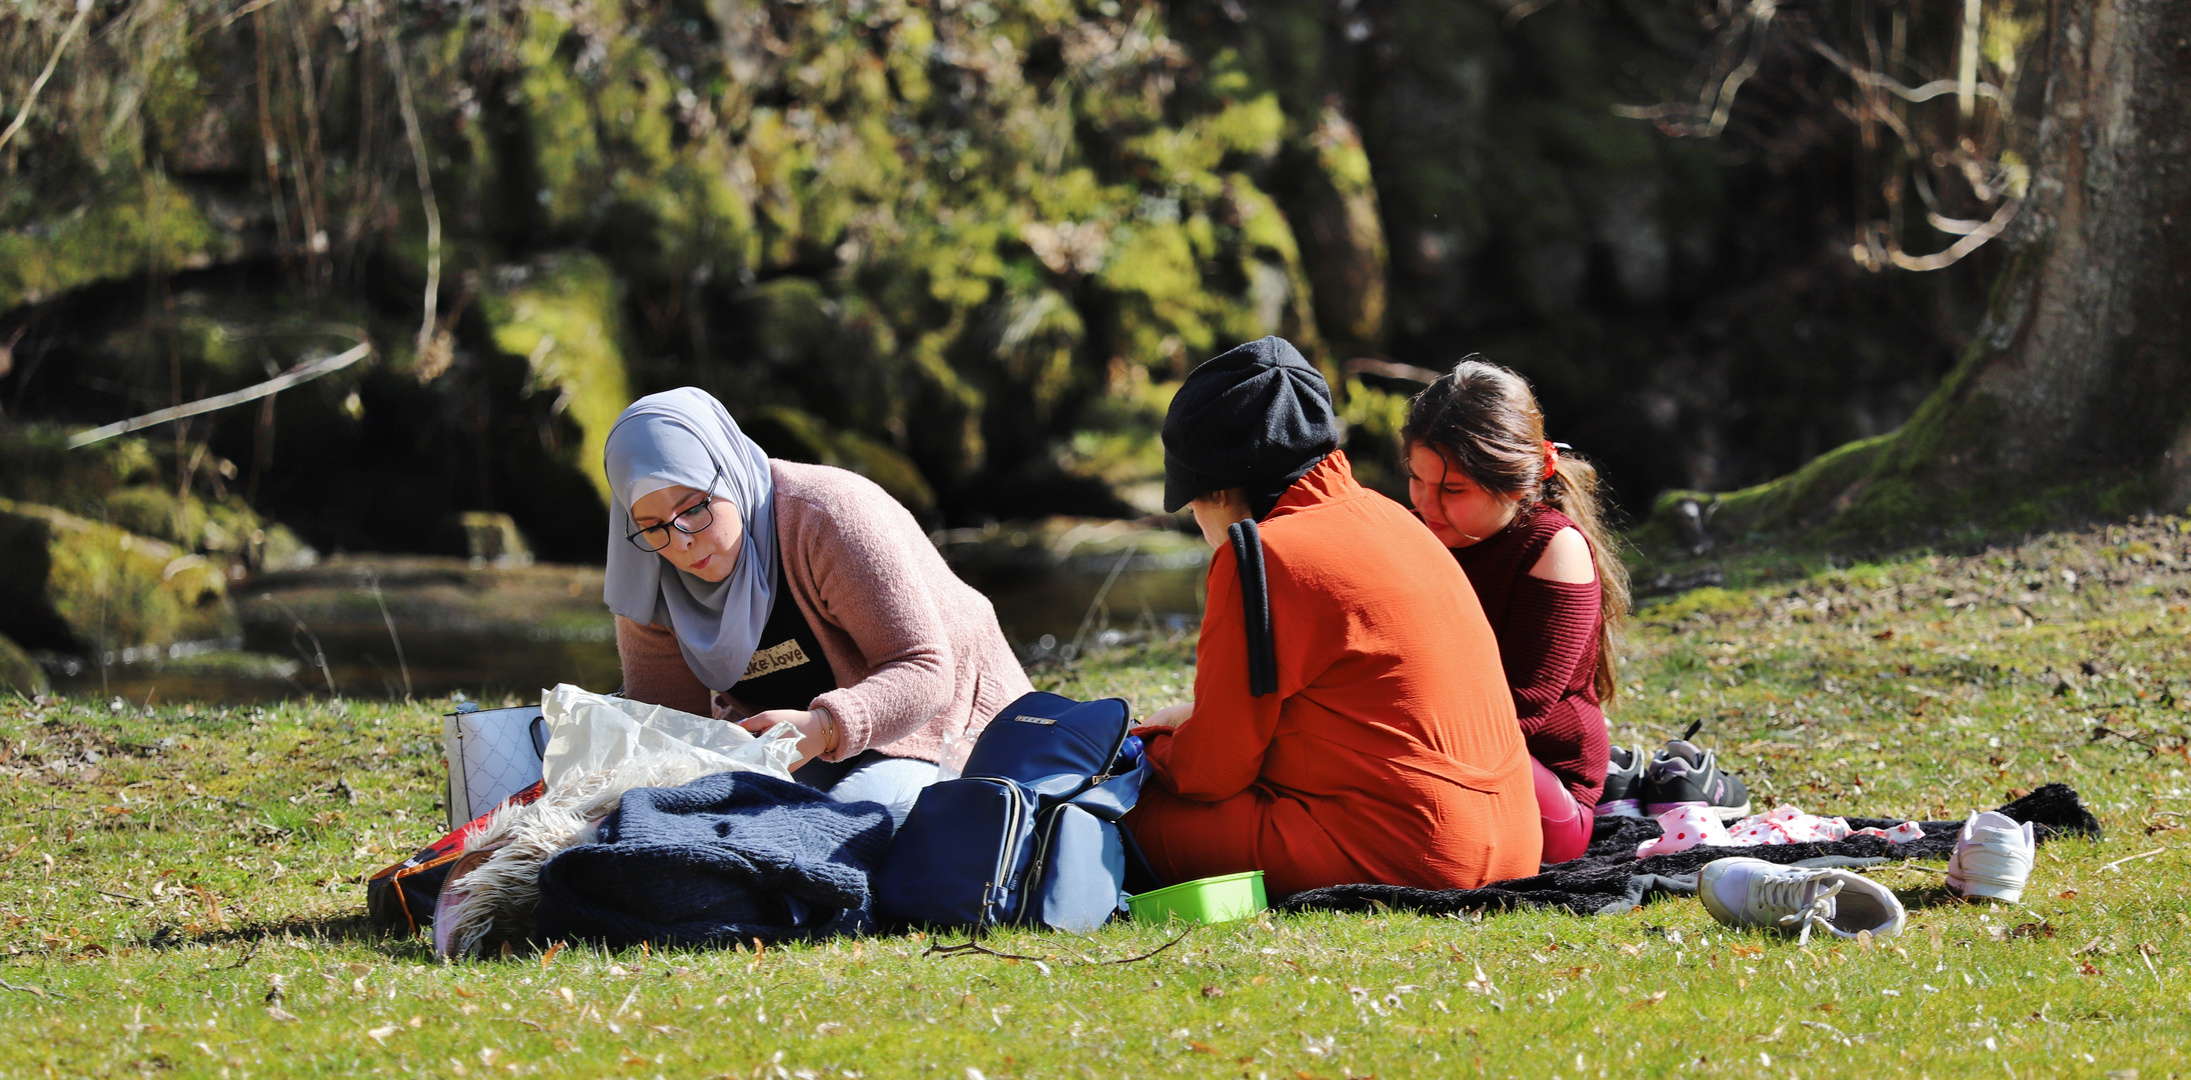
[1533,757,1592,865]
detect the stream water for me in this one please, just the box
[50,523,1211,705]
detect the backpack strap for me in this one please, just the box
[1227,519,1277,697]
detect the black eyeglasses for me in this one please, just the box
[626,471,723,553]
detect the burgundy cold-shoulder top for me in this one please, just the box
[1450,505,1609,810]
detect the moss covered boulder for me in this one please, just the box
[0,176,236,312]
[0,425,308,570]
[0,499,236,659]
[478,253,637,506]
[743,406,937,519]
[0,634,47,697]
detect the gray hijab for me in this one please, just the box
[602,388,779,692]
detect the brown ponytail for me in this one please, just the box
[1400,357,1631,704]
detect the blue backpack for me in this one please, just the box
[874,692,1150,932]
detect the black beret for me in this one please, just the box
[1161,336,1338,514]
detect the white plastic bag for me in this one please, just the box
[433,685,801,958]
[540,683,801,790]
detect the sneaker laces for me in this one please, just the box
[1660,740,1705,768]
[1757,873,1841,946]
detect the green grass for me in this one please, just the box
[6,518,2191,1078]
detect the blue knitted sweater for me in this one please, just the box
[535,771,894,948]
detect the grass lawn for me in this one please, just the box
[5,518,2191,1078]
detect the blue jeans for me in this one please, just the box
[792,750,937,831]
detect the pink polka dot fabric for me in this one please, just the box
[1636,804,1925,858]
[1635,805,1732,857]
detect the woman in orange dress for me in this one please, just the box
[1122,337,1542,896]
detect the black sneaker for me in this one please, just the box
[1597,744,1645,817]
[1642,738,1751,821]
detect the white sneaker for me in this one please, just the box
[1945,810,2035,902]
[1696,857,1907,945]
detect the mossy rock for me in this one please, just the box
[478,253,637,508]
[1632,433,1897,558]
[1632,422,2172,560]
[0,425,163,513]
[0,176,235,311]
[743,406,938,518]
[459,512,535,567]
[0,634,47,698]
[0,499,237,657]
[0,424,298,566]
[1057,369,1179,516]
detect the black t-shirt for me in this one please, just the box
[728,557,838,712]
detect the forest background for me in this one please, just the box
[2,0,2185,691]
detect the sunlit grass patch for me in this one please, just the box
[4,518,2190,1077]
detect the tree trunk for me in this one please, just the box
[1669,0,2191,547]
[1920,0,2191,490]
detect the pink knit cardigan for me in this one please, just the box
[615,460,1033,764]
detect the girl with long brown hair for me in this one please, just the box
[1401,357,1631,864]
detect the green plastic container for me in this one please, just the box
[1126,871,1268,924]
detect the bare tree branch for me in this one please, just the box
[1805,38,2006,106]
[1858,197,2019,273]
[1612,0,1777,138]
[68,339,373,448]
[1343,357,1446,384]
[385,30,443,373]
[0,0,96,156]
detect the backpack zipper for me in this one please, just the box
[1018,807,1066,926]
[1080,700,1133,791]
[976,777,1030,927]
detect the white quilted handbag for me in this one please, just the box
[441,703,548,829]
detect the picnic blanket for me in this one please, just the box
[1277,783,2101,917]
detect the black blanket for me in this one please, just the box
[1278,782,2101,917]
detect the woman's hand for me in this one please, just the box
[1141,702,1195,729]
[739,708,836,770]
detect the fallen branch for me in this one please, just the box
[67,340,373,448]
[923,938,1052,963]
[2100,847,2165,873]
[0,0,95,155]
[0,978,66,1000]
[1103,924,1196,964]
[924,923,1196,965]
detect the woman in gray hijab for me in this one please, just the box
[603,388,1034,825]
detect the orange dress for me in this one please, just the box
[1124,451,1543,896]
